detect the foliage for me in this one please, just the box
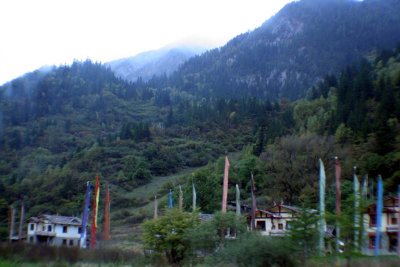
[206,232,296,267]
[141,208,199,264]
[287,202,319,261]
[185,211,247,258]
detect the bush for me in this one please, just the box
[206,233,296,267]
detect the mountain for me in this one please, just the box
[167,0,400,100]
[106,45,208,82]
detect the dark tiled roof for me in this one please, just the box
[198,213,214,222]
[29,214,82,226]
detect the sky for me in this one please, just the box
[0,0,295,85]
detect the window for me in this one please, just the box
[256,221,266,231]
[278,223,283,230]
[30,224,34,231]
[369,236,382,249]
[78,227,82,234]
[63,226,68,233]
[391,217,397,225]
[370,215,376,226]
[42,225,45,231]
[62,239,67,246]
[47,225,52,232]
[69,240,74,246]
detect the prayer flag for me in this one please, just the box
[375,175,383,256]
[319,159,326,255]
[236,184,241,216]
[192,183,196,212]
[222,156,230,213]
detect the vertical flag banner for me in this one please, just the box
[222,156,230,213]
[335,156,341,253]
[353,167,360,250]
[81,181,91,247]
[154,195,158,219]
[236,184,241,216]
[9,206,15,242]
[169,189,173,209]
[91,176,100,248]
[104,183,110,241]
[319,159,326,255]
[18,203,25,241]
[397,184,400,256]
[250,173,257,230]
[179,185,183,211]
[375,175,383,256]
[362,175,368,200]
[192,183,196,212]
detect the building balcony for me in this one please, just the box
[270,229,287,236]
[35,231,56,237]
[386,226,400,232]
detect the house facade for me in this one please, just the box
[27,214,85,247]
[253,204,300,236]
[362,196,399,255]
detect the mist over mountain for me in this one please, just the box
[106,45,209,82]
[167,0,400,99]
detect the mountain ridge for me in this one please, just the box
[167,0,400,100]
[106,44,209,82]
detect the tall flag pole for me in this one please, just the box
[362,175,368,200]
[18,202,25,241]
[353,166,360,251]
[375,175,383,256]
[222,156,230,213]
[178,185,183,211]
[360,174,368,253]
[154,195,158,219]
[169,189,173,209]
[91,176,100,249]
[397,184,400,256]
[236,184,241,216]
[250,173,257,231]
[192,183,196,212]
[319,159,326,256]
[9,205,15,242]
[81,181,91,248]
[397,184,400,257]
[104,182,110,241]
[335,156,341,253]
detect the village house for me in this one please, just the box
[27,214,85,247]
[253,204,301,236]
[362,196,399,255]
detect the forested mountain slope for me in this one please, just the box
[165,0,400,99]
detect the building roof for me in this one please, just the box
[29,214,82,226]
[198,213,214,222]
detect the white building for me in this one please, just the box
[362,196,399,255]
[254,204,300,236]
[27,214,85,247]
